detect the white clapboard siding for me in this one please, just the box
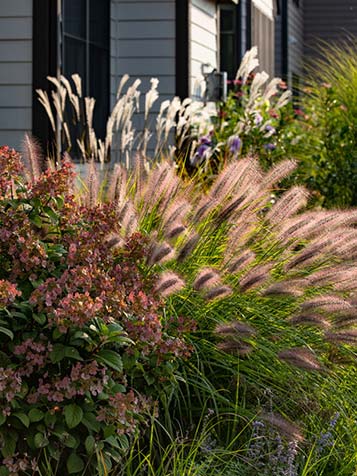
[0,1,32,148]
[252,0,274,21]
[190,0,218,99]
[110,0,176,159]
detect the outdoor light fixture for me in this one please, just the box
[201,64,228,103]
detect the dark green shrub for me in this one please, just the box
[292,41,357,208]
[0,146,190,474]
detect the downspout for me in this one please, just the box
[281,0,288,82]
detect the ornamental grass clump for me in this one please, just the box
[0,146,192,475]
[74,148,357,473]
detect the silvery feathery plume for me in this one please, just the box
[227,249,256,274]
[72,73,82,97]
[301,295,352,314]
[267,187,309,224]
[205,285,233,301]
[324,330,357,345]
[51,89,65,131]
[177,233,200,262]
[76,138,87,162]
[164,96,182,142]
[60,75,81,121]
[278,347,322,371]
[263,77,283,101]
[235,46,259,83]
[239,263,274,292]
[155,99,171,155]
[154,271,185,297]
[276,90,292,109]
[193,267,222,291]
[85,97,96,130]
[260,413,304,442]
[246,71,269,109]
[262,280,307,298]
[289,313,331,329]
[145,78,159,122]
[36,89,56,132]
[22,134,42,180]
[147,241,174,266]
[116,73,130,99]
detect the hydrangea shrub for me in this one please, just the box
[0,146,190,475]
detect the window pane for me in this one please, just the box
[220,7,235,33]
[90,0,110,47]
[63,36,86,88]
[63,0,86,39]
[220,34,236,79]
[90,45,109,139]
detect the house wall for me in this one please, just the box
[304,0,357,58]
[0,0,32,148]
[190,0,218,98]
[110,0,176,157]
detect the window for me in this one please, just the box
[62,0,110,138]
[219,4,239,79]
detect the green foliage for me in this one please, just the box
[291,41,357,208]
[0,146,190,474]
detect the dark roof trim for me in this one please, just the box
[32,0,58,155]
[175,0,190,99]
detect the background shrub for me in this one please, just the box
[291,41,357,208]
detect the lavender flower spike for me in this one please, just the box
[264,143,276,151]
[227,135,242,156]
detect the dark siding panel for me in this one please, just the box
[304,0,357,57]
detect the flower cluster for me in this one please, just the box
[0,147,191,474]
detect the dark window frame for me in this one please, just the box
[62,0,110,139]
[32,0,59,156]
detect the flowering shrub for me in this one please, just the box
[0,146,190,475]
[174,47,301,180]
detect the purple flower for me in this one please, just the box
[199,135,212,146]
[196,143,210,159]
[263,143,276,151]
[227,135,242,155]
[255,113,263,125]
[265,124,276,134]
